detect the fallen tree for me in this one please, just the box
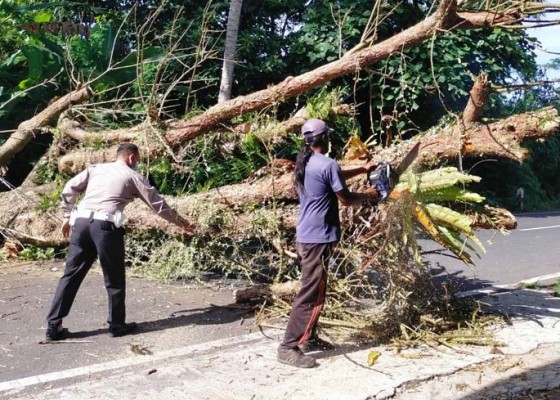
[2,102,551,247]
[0,86,92,167]
[162,0,554,144]
[1,0,558,344]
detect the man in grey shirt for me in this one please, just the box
[45,143,194,340]
[277,119,378,368]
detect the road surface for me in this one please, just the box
[425,211,560,292]
[1,211,560,395]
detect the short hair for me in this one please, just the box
[116,143,139,157]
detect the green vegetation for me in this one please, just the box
[35,188,62,213]
[1,0,559,344]
[554,280,560,297]
[18,246,55,261]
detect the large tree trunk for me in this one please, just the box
[0,86,92,167]
[218,0,243,103]
[55,104,354,175]
[58,111,144,145]
[164,0,527,144]
[2,105,556,247]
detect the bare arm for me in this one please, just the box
[336,187,377,207]
[341,160,377,180]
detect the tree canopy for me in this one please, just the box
[0,0,558,206]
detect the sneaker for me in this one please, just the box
[299,336,335,353]
[277,346,316,368]
[45,323,68,341]
[108,322,138,338]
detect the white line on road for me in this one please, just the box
[454,272,560,298]
[5,269,560,394]
[0,331,276,394]
[520,224,560,231]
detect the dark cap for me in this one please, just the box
[301,118,329,138]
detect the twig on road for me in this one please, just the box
[38,340,94,345]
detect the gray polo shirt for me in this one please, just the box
[60,160,182,225]
[296,153,346,244]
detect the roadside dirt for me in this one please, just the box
[388,341,560,399]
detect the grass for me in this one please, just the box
[553,279,560,297]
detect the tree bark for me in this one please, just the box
[375,107,560,167]
[234,281,300,303]
[463,73,491,127]
[57,142,167,175]
[164,0,528,144]
[0,86,92,166]
[4,105,555,247]
[58,112,144,144]
[55,105,353,175]
[57,146,120,175]
[218,0,243,103]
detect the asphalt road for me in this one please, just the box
[0,263,255,383]
[2,212,560,388]
[425,211,560,292]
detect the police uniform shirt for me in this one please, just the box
[60,160,182,224]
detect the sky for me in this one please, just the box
[526,0,560,79]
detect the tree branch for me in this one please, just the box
[463,73,491,127]
[164,0,458,144]
[0,86,93,167]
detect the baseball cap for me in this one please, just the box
[301,118,330,138]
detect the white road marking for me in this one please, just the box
[518,272,560,285]
[454,272,560,298]
[0,331,275,394]
[520,224,560,231]
[5,271,560,393]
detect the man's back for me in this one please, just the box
[296,153,346,244]
[78,162,138,214]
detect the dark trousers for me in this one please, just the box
[47,218,126,326]
[280,242,332,350]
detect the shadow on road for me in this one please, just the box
[478,288,560,324]
[67,304,254,339]
[429,262,497,293]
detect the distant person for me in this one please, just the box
[277,119,378,368]
[45,143,194,341]
[517,187,525,211]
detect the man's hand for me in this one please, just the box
[363,187,378,201]
[363,160,378,173]
[61,218,71,238]
[180,218,196,235]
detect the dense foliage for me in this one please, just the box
[0,0,558,207]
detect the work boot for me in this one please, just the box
[108,322,138,338]
[45,322,68,341]
[277,346,316,368]
[299,336,335,353]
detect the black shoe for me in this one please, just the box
[45,323,68,341]
[108,322,138,338]
[299,336,335,353]
[277,346,316,368]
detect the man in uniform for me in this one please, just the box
[45,143,194,340]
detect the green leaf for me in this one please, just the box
[18,79,33,90]
[34,11,52,23]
